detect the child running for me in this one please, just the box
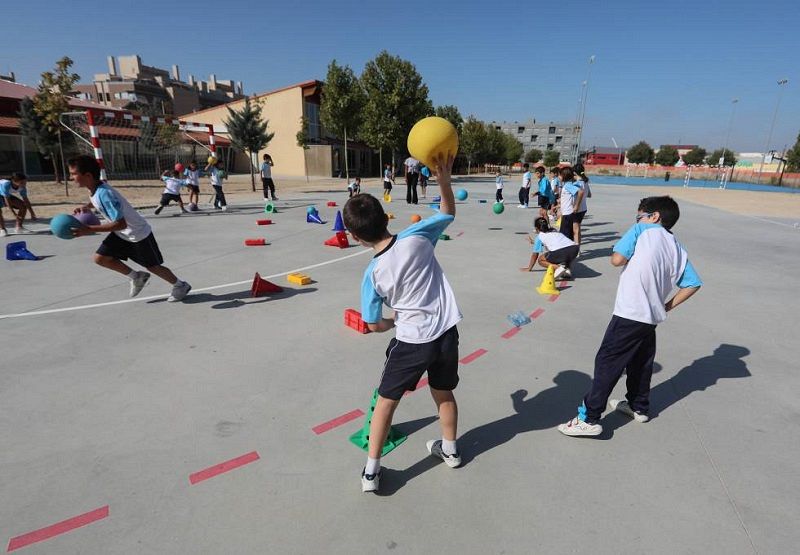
[0,172,36,236]
[558,196,702,437]
[343,154,462,493]
[495,171,504,203]
[155,169,190,215]
[520,217,578,279]
[68,155,192,301]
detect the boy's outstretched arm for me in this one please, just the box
[434,154,456,217]
[665,286,700,312]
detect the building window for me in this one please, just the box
[517,126,525,134]
[555,136,563,143]
[303,101,321,141]
[495,126,501,131]
[547,144,554,150]
[531,135,538,142]
[548,126,556,134]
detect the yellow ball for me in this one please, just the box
[207,155,218,165]
[407,117,458,168]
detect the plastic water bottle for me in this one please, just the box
[507,310,532,328]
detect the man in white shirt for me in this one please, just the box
[404,156,420,205]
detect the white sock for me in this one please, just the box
[127,270,138,280]
[442,439,458,455]
[365,457,380,475]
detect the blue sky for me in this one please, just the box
[5,0,798,151]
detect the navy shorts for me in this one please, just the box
[97,232,164,268]
[378,325,460,400]
[159,193,182,206]
[574,210,587,223]
[537,196,552,210]
[0,195,23,208]
[188,185,200,194]
[546,244,579,266]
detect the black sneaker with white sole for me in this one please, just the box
[426,439,462,468]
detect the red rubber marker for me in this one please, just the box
[256,219,272,225]
[460,348,488,365]
[312,409,364,435]
[501,327,522,339]
[244,238,266,246]
[530,308,545,319]
[7,506,109,552]
[189,451,260,485]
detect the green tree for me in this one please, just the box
[655,145,680,166]
[707,148,737,167]
[224,98,275,190]
[18,96,59,170]
[682,146,707,166]
[503,135,524,165]
[460,116,487,173]
[360,51,433,168]
[484,124,507,164]
[524,148,543,164]
[543,150,560,167]
[320,60,365,179]
[296,116,310,182]
[626,141,655,164]
[434,105,464,136]
[784,133,800,172]
[31,56,80,192]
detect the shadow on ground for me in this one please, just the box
[147,287,317,309]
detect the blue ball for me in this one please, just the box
[455,189,468,201]
[50,213,82,240]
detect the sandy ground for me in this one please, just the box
[11,174,800,223]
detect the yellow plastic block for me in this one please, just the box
[287,272,312,285]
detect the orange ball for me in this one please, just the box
[410,214,422,223]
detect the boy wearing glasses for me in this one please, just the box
[558,196,702,436]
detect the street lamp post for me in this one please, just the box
[757,79,789,183]
[719,98,738,188]
[575,55,595,164]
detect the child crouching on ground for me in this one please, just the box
[348,176,362,198]
[520,217,578,279]
[344,154,462,493]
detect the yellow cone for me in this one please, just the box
[383,193,392,203]
[536,265,560,295]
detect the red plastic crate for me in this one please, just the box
[344,308,370,334]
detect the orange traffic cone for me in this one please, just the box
[251,272,283,297]
[536,265,560,296]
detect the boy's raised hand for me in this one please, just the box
[433,153,456,216]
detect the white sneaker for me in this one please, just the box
[558,416,602,437]
[426,439,462,468]
[517,204,526,208]
[554,265,567,280]
[361,468,381,493]
[563,268,573,279]
[168,280,192,302]
[15,226,31,234]
[129,271,151,298]
[0,229,7,237]
[221,206,228,211]
[609,399,649,423]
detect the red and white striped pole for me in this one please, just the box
[85,110,107,181]
[207,124,217,159]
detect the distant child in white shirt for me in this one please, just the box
[518,163,532,208]
[521,217,579,279]
[495,171,504,203]
[206,160,227,210]
[348,176,362,198]
[155,170,190,215]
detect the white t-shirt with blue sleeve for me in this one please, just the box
[612,223,702,325]
[533,231,576,254]
[560,181,581,215]
[0,179,27,199]
[360,212,462,344]
[495,176,504,189]
[522,171,532,189]
[90,183,152,243]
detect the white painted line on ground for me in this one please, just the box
[0,248,371,320]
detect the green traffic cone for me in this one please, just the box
[265,202,276,214]
[349,389,407,456]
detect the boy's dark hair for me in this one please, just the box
[559,167,575,181]
[573,163,586,174]
[11,172,27,182]
[343,194,388,242]
[523,163,530,170]
[638,196,680,230]
[534,217,552,232]
[67,155,101,180]
[550,167,559,174]
[535,166,545,174]
[189,160,197,166]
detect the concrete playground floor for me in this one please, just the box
[1,180,798,554]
